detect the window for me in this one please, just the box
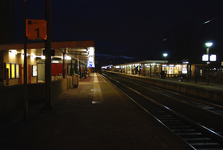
[6,63,10,79]
[16,64,19,78]
[5,63,20,79]
[11,64,15,78]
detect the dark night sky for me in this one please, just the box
[15,0,223,66]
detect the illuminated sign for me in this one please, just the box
[26,19,47,40]
[89,47,94,56]
[210,55,216,61]
[202,54,208,61]
[87,61,95,68]
[182,65,187,74]
[168,65,175,67]
[202,54,216,61]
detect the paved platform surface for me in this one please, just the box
[0,73,192,150]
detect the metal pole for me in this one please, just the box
[71,59,73,76]
[75,59,78,74]
[207,47,209,85]
[44,0,52,109]
[150,63,151,77]
[24,0,28,120]
[63,52,65,78]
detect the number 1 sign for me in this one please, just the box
[26,19,47,40]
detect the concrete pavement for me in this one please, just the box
[0,73,192,150]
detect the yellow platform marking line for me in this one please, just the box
[93,73,98,83]
[92,73,103,102]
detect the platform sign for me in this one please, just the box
[210,55,216,61]
[202,54,216,61]
[202,54,208,61]
[182,65,187,74]
[26,19,47,40]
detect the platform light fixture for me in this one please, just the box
[65,56,71,60]
[163,53,168,60]
[21,53,28,58]
[9,50,18,55]
[205,42,213,47]
[41,55,45,59]
[31,55,36,60]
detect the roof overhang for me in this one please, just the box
[0,40,95,65]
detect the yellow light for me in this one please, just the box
[31,55,36,60]
[9,50,17,55]
[65,56,71,60]
[9,50,17,57]
[16,64,19,78]
[11,64,15,78]
[21,53,28,58]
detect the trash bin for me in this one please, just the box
[72,74,79,88]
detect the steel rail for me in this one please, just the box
[105,72,223,119]
[102,73,223,150]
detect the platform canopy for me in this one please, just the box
[0,40,95,65]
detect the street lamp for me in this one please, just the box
[205,42,213,85]
[205,42,213,60]
[163,53,168,60]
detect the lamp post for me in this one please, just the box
[205,42,213,85]
[24,0,28,120]
[162,53,168,74]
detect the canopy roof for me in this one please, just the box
[0,40,95,64]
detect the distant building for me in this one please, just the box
[0,0,15,44]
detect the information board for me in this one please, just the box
[32,65,37,77]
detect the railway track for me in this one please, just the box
[102,72,223,150]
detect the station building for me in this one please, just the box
[102,60,205,78]
[0,40,95,86]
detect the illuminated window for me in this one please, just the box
[5,63,20,79]
[16,64,19,78]
[174,70,178,74]
[11,64,15,78]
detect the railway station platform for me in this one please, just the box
[0,73,192,150]
[106,71,223,103]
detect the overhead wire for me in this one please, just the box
[160,16,221,43]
